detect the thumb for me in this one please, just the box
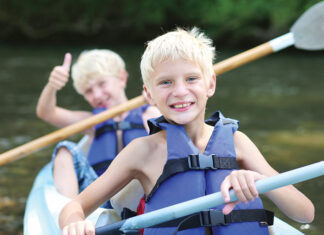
[62,53,72,72]
[222,201,239,215]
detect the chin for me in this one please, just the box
[167,116,195,126]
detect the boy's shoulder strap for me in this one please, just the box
[206,111,239,131]
[147,115,168,135]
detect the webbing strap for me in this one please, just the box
[147,209,274,234]
[95,122,145,138]
[121,208,138,220]
[145,156,239,202]
[92,160,113,173]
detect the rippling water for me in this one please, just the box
[0,45,323,234]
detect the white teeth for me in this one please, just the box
[173,103,191,108]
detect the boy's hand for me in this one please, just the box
[62,220,95,235]
[48,53,72,91]
[220,170,266,215]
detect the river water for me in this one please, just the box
[0,44,323,234]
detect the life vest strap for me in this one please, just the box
[121,207,138,220]
[92,160,113,174]
[188,154,239,170]
[145,156,239,202]
[95,122,145,138]
[149,209,274,233]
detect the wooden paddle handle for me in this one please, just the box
[214,42,274,75]
[0,96,146,166]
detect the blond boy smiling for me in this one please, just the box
[59,28,314,235]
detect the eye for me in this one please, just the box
[98,80,107,87]
[159,80,171,86]
[84,88,92,95]
[187,77,197,82]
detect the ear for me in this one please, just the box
[207,74,216,98]
[120,70,128,88]
[143,84,156,106]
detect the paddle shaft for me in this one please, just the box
[0,34,294,166]
[96,161,324,234]
[0,96,145,166]
[214,33,295,74]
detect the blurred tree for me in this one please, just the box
[0,0,322,47]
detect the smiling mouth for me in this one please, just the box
[170,102,194,109]
[96,100,108,108]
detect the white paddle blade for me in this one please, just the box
[291,1,324,50]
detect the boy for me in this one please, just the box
[59,28,314,235]
[37,49,160,205]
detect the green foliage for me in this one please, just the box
[0,0,322,46]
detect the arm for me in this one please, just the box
[59,138,149,234]
[222,131,314,223]
[36,53,92,128]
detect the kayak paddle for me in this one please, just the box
[96,161,324,234]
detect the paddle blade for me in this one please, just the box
[291,1,324,50]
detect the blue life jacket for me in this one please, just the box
[87,105,148,176]
[144,111,270,235]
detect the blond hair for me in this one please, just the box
[72,49,126,94]
[140,27,215,90]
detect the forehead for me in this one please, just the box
[152,59,202,79]
[82,75,118,89]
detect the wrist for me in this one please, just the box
[46,83,59,92]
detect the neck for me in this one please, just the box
[183,114,212,153]
[114,93,129,121]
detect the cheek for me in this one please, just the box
[84,96,95,107]
[114,79,125,89]
[84,93,95,102]
[83,94,91,102]
[102,85,113,94]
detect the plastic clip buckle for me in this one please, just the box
[200,210,227,227]
[118,121,132,130]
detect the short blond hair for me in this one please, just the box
[140,27,215,90]
[72,49,126,94]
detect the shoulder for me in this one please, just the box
[129,131,165,155]
[233,130,248,142]
[233,131,272,172]
[142,105,161,120]
[121,131,166,172]
[233,130,256,151]
[233,131,258,162]
[122,131,164,154]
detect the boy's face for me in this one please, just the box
[82,75,127,109]
[144,59,215,125]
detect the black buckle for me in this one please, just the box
[112,122,120,130]
[188,154,216,170]
[118,121,132,130]
[199,210,227,226]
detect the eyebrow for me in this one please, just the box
[155,70,202,80]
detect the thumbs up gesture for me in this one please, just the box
[48,53,72,91]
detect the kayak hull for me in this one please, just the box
[23,162,106,235]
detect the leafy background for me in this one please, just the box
[0,0,322,47]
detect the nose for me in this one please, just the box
[173,80,189,97]
[92,86,103,99]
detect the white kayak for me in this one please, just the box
[23,136,120,235]
[23,137,305,235]
[23,162,111,234]
[23,136,141,235]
